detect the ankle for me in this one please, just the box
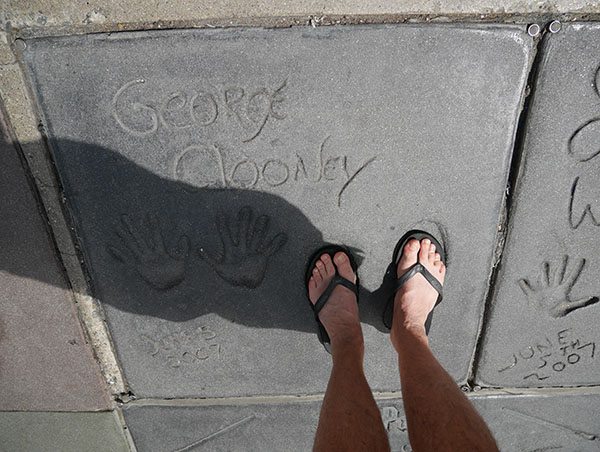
[330,329,364,360]
[391,323,429,352]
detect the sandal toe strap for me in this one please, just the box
[314,276,357,315]
[395,263,443,298]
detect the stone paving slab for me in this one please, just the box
[476,23,600,387]
[0,411,129,452]
[0,111,108,410]
[3,0,600,34]
[123,393,600,451]
[23,25,531,397]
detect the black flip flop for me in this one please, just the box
[383,230,446,333]
[305,244,359,353]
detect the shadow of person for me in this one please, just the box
[15,138,389,335]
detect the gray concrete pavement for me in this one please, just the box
[22,25,530,398]
[0,107,109,411]
[0,412,130,452]
[476,23,600,387]
[123,393,600,451]
[2,0,600,36]
[1,12,600,452]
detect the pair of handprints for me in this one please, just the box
[107,206,287,289]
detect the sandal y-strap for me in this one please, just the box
[305,245,359,353]
[383,230,445,332]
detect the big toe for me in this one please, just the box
[397,239,419,275]
[333,252,356,283]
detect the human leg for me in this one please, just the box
[391,238,498,452]
[309,252,390,452]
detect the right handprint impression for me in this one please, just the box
[518,255,599,318]
[107,213,190,290]
[199,206,288,289]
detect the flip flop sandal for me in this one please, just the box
[305,244,359,353]
[383,230,446,333]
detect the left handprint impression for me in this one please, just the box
[199,206,288,288]
[107,213,190,290]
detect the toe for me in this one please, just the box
[398,239,420,274]
[334,251,356,284]
[434,253,441,262]
[419,238,431,262]
[316,260,326,279]
[322,253,336,277]
[313,267,322,285]
[429,243,436,254]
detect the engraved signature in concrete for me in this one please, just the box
[568,176,600,229]
[568,118,600,163]
[107,213,190,290]
[497,328,596,381]
[380,406,412,452]
[199,206,287,288]
[112,78,286,141]
[173,137,378,207]
[142,325,220,368]
[566,64,600,228]
[518,255,599,317]
[224,80,287,142]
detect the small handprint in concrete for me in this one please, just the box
[199,206,287,288]
[518,255,599,318]
[107,213,190,290]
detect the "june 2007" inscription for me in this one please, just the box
[497,328,596,381]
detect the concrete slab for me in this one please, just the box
[0,111,109,410]
[123,393,600,451]
[0,411,130,452]
[476,23,600,387]
[473,393,600,452]
[23,25,531,397]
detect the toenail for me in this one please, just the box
[334,253,347,263]
[423,239,431,245]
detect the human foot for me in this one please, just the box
[308,251,362,351]
[391,238,446,346]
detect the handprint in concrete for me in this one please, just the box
[107,213,190,290]
[199,206,287,288]
[518,255,599,318]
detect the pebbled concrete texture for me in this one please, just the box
[1,0,600,36]
[0,411,130,452]
[0,109,109,410]
[476,23,600,387]
[22,25,530,398]
[123,393,600,451]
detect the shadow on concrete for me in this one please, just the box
[3,137,396,334]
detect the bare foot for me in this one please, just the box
[391,238,446,349]
[308,252,362,352]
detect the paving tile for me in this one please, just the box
[0,411,129,452]
[472,393,600,452]
[23,25,531,397]
[123,393,600,451]
[0,112,108,409]
[475,23,600,387]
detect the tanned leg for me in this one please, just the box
[310,252,390,452]
[391,238,498,452]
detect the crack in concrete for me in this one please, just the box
[466,26,546,387]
